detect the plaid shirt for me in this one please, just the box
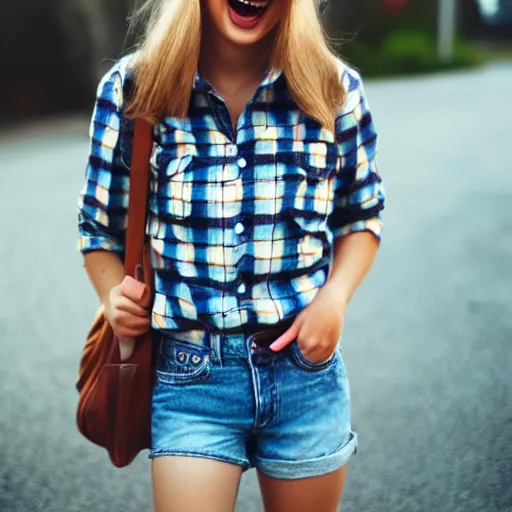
[78,55,385,332]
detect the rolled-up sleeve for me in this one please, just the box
[77,62,129,254]
[328,67,385,240]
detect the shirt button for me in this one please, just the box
[235,222,245,235]
[237,158,247,169]
[237,283,246,294]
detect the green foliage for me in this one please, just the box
[330,2,481,77]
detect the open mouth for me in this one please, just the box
[227,0,272,28]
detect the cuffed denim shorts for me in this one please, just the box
[150,328,357,480]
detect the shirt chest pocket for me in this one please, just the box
[287,144,338,234]
[153,144,242,221]
[157,153,195,219]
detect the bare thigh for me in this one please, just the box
[258,465,347,512]
[152,456,243,512]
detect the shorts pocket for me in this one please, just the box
[156,338,211,385]
[289,341,338,372]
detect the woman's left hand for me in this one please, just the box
[270,283,347,363]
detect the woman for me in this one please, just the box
[78,0,385,510]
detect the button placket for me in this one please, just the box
[226,144,238,158]
[233,152,248,302]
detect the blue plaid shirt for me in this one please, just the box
[78,55,385,332]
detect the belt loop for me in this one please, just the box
[210,332,223,367]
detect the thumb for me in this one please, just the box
[269,314,305,352]
[120,276,150,308]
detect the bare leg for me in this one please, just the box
[152,456,243,512]
[258,465,347,512]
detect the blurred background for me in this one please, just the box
[0,1,511,511]
[1,0,512,124]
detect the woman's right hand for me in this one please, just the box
[83,252,150,360]
[104,283,151,343]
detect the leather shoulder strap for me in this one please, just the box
[124,119,153,278]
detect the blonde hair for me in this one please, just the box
[126,0,345,132]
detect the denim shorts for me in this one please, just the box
[150,328,357,480]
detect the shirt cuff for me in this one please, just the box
[77,235,125,254]
[331,217,383,241]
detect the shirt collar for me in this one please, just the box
[260,68,283,88]
[193,72,211,92]
[193,68,283,93]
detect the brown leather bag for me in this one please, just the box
[76,119,154,468]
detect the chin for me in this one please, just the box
[220,0,282,46]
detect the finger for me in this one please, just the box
[116,296,150,317]
[119,339,136,362]
[115,329,133,340]
[116,327,149,339]
[114,317,151,338]
[269,319,302,352]
[116,313,151,330]
[121,276,149,306]
[126,315,151,329]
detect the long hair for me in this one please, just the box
[126,0,345,132]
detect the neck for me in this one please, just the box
[199,25,275,94]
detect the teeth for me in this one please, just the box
[236,0,270,8]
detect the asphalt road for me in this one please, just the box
[1,62,511,512]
